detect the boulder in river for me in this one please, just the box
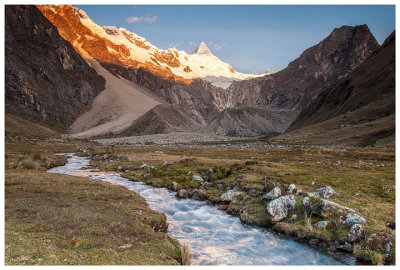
[261,187,281,201]
[218,204,229,210]
[266,195,296,223]
[170,182,178,192]
[176,189,189,199]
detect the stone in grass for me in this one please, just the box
[339,213,366,227]
[289,214,297,223]
[216,183,224,190]
[220,190,242,203]
[314,221,330,229]
[266,195,296,223]
[315,186,336,198]
[192,175,204,181]
[302,197,355,218]
[261,187,281,202]
[139,162,154,170]
[162,161,170,167]
[347,224,364,242]
[287,184,296,194]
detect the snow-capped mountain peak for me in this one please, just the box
[37,5,268,83]
[195,42,213,56]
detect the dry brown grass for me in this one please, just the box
[19,157,39,169]
[181,243,192,265]
[5,170,181,265]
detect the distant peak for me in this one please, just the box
[195,42,213,56]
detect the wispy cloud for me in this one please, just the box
[169,42,180,48]
[208,41,228,50]
[188,41,195,46]
[126,15,157,24]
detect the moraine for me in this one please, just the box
[48,154,354,265]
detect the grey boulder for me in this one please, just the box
[266,195,296,223]
[261,187,281,201]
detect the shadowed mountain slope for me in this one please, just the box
[5,5,105,125]
[273,31,395,147]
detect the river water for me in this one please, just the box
[48,154,353,265]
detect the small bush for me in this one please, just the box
[19,157,38,170]
[245,160,258,166]
[33,153,41,160]
[181,242,192,265]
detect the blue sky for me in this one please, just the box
[78,5,395,74]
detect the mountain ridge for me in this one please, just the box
[36,5,265,83]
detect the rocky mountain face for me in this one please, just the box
[273,31,395,147]
[5,5,105,125]
[118,104,203,136]
[287,31,395,132]
[223,25,379,110]
[102,63,223,125]
[205,108,299,137]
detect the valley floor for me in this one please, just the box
[4,116,395,265]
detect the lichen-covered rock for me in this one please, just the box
[192,175,204,181]
[339,213,366,227]
[347,224,364,242]
[314,221,330,229]
[261,187,281,201]
[266,195,296,223]
[287,184,296,194]
[316,186,336,198]
[302,197,355,217]
[220,190,242,203]
[307,192,320,198]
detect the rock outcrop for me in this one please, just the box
[204,107,299,137]
[5,5,105,125]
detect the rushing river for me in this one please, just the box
[48,154,353,265]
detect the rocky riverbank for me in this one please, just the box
[83,145,395,265]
